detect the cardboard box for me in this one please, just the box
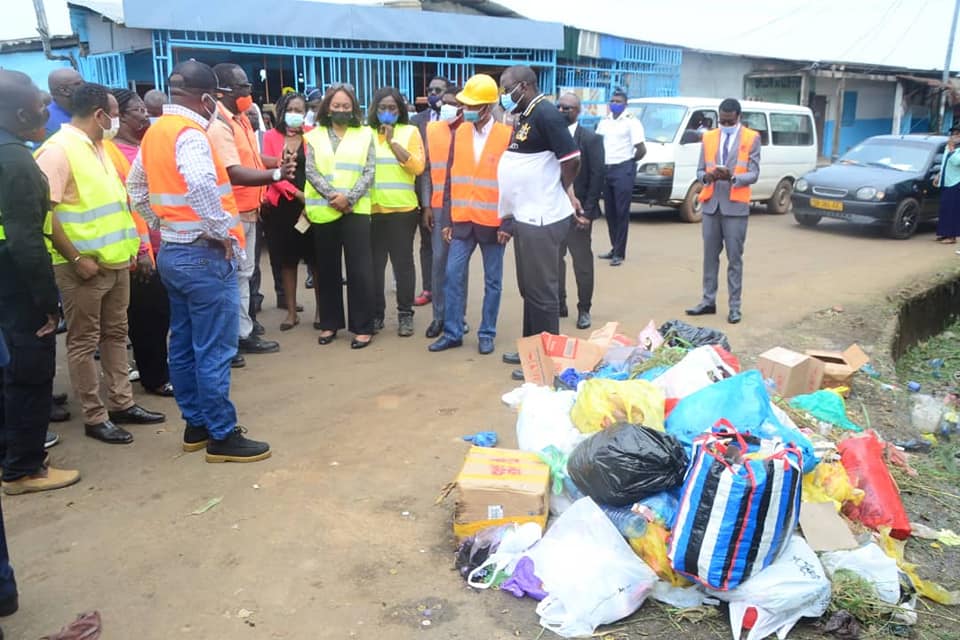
[517,322,621,384]
[756,347,825,398]
[453,447,550,541]
[799,501,859,552]
[805,344,869,389]
[517,335,556,386]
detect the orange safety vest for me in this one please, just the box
[426,121,454,209]
[103,139,155,265]
[217,102,265,213]
[699,127,759,203]
[139,113,245,248]
[449,121,511,227]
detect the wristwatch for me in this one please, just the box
[272,168,282,182]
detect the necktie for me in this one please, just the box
[721,133,729,165]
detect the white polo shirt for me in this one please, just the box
[596,112,645,165]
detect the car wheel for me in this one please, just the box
[887,198,920,239]
[679,182,703,223]
[794,212,822,227]
[767,178,793,214]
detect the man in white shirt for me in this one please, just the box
[595,90,645,266]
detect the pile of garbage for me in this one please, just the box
[447,321,960,639]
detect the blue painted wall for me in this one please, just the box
[823,117,893,157]
[124,50,155,85]
[0,49,79,89]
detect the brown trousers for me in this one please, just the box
[55,264,134,424]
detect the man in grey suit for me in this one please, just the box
[686,98,760,325]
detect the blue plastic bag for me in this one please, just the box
[665,370,818,473]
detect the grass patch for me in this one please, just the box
[896,320,960,395]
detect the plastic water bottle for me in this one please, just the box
[598,503,648,539]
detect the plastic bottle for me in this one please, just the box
[598,503,648,539]
[911,394,944,434]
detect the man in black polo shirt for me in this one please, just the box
[497,66,582,380]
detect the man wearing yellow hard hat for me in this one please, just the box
[428,74,513,356]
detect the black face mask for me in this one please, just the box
[330,111,353,125]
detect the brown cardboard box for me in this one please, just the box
[805,344,870,389]
[756,347,825,398]
[517,335,556,386]
[453,447,550,541]
[517,322,621,384]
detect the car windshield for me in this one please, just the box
[838,140,933,172]
[627,103,687,143]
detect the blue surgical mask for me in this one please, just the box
[463,109,480,123]
[284,112,305,129]
[609,102,626,116]
[501,82,522,114]
[720,124,738,136]
[378,111,399,125]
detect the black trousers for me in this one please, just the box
[249,220,264,318]
[313,215,375,335]
[418,213,433,292]
[514,217,569,337]
[128,270,170,390]
[372,211,418,320]
[0,290,53,482]
[559,218,595,313]
[604,159,635,259]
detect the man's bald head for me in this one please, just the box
[47,68,83,112]
[503,65,538,89]
[500,65,539,113]
[168,60,218,118]
[0,70,48,139]
[143,89,166,117]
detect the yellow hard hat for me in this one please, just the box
[457,74,499,106]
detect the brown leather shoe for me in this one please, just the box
[2,466,80,495]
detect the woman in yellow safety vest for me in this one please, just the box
[303,84,377,349]
[367,86,425,338]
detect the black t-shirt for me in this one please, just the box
[508,95,579,161]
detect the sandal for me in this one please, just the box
[280,317,300,331]
[318,331,337,345]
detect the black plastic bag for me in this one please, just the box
[659,319,731,352]
[568,423,689,507]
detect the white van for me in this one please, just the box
[626,97,818,222]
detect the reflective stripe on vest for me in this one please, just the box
[35,128,139,266]
[449,121,512,227]
[217,103,265,212]
[370,124,419,210]
[426,121,453,209]
[138,113,245,248]
[303,126,373,224]
[699,127,759,204]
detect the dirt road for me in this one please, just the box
[7,210,958,639]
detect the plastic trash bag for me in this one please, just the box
[790,390,862,432]
[838,431,911,539]
[666,370,818,473]
[707,535,831,640]
[570,378,665,434]
[652,345,738,400]
[466,522,542,589]
[500,556,547,600]
[524,498,657,638]
[510,386,584,455]
[802,461,865,512]
[659,319,731,351]
[629,521,691,588]
[877,527,960,605]
[821,543,901,604]
[568,423,688,506]
[638,319,664,352]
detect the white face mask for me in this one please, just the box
[304,110,317,127]
[102,116,120,140]
[439,104,459,122]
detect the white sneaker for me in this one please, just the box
[128,365,140,382]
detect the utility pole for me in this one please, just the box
[32,0,77,68]
[940,0,960,132]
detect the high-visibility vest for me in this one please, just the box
[35,127,139,267]
[699,127,759,204]
[139,113,245,248]
[426,121,454,209]
[103,139,155,265]
[450,121,512,228]
[216,102,265,212]
[303,126,373,224]
[370,123,419,211]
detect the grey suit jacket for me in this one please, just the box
[696,127,761,217]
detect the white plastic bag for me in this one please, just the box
[652,345,737,399]
[821,542,901,604]
[524,498,657,638]
[512,386,584,455]
[466,522,542,589]
[707,535,831,640]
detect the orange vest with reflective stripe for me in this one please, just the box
[217,103,264,213]
[699,127,759,204]
[426,121,454,209]
[139,113,245,248]
[103,139,155,265]
[449,121,511,227]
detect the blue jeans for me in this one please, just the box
[157,242,239,440]
[442,236,504,342]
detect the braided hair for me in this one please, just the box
[274,91,306,134]
[111,87,138,114]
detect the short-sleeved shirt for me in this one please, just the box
[596,112,645,165]
[497,95,579,226]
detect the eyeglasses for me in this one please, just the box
[327,82,356,93]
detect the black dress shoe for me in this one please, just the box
[85,420,133,444]
[108,404,166,425]
[144,382,175,397]
[502,352,521,365]
[685,303,717,316]
[610,256,624,267]
[373,318,385,334]
[511,369,525,381]
[0,593,18,617]
[728,309,742,324]
[577,310,592,330]
[238,335,280,354]
[598,251,614,260]
[559,304,569,318]
[425,320,443,339]
[351,337,373,350]
[317,331,337,346]
[428,336,463,352]
[52,393,68,405]
[251,320,265,337]
[50,404,70,423]
[231,354,246,368]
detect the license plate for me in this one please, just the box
[810,197,843,212]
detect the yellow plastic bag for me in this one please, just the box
[570,379,665,434]
[802,461,865,512]
[878,527,960,605]
[629,522,691,588]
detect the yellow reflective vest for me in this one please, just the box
[303,126,373,224]
[370,123,418,211]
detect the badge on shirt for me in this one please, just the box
[515,123,531,143]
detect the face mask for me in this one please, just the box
[720,124,738,136]
[148,116,160,125]
[463,109,481,123]
[378,111,399,125]
[439,104,459,122]
[609,102,626,116]
[284,112,305,129]
[236,95,254,113]
[304,110,316,126]
[330,111,353,126]
[200,93,218,128]
[427,94,442,109]
[501,84,521,114]
[100,114,120,140]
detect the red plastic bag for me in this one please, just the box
[712,345,741,374]
[838,431,911,540]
